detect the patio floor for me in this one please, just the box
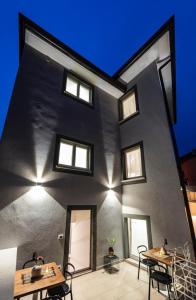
[22,261,165,300]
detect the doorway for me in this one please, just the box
[123,214,152,260]
[64,206,97,273]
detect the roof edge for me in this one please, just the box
[112,15,175,79]
[18,13,126,93]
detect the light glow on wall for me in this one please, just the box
[27,181,46,200]
[105,188,120,206]
[107,188,115,199]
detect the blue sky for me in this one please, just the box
[0,0,195,155]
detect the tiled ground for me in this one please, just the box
[22,262,165,300]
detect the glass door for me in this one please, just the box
[69,209,91,272]
[124,214,152,260]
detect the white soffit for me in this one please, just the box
[120,31,170,83]
[25,29,124,98]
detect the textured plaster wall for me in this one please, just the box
[120,62,193,252]
[0,45,123,269]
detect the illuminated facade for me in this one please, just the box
[0,14,195,270]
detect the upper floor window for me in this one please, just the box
[64,73,93,105]
[54,135,93,175]
[122,141,146,183]
[119,86,139,122]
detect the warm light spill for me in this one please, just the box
[27,185,45,199]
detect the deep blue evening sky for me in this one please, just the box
[0,0,195,156]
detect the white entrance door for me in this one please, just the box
[69,210,91,271]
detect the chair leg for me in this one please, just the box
[167,285,171,300]
[148,276,151,300]
[151,278,154,288]
[157,281,160,293]
[137,261,141,280]
[70,290,73,300]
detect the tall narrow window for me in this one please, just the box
[54,136,93,175]
[119,86,139,122]
[122,142,146,182]
[64,73,93,105]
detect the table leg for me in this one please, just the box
[40,290,43,300]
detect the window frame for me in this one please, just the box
[121,141,146,183]
[119,85,139,124]
[63,71,94,107]
[53,135,94,176]
[123,214,153,260]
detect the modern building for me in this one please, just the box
[0,14,195,273]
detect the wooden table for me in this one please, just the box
[142,247,174,267]
[14,262,65,299]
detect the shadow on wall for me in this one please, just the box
[0,47,124,268]
[0,184,66,269]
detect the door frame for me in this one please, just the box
[123,214,153,260]
[64,205,97,272]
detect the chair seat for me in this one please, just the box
[48,282,70,297]
[151,271,172,285]
[141,258,157,267]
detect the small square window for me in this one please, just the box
[58,142,73,166]
[119,87,139,122]
[79,84,90,102]
[125,146,142,178]
[122,142,146,182]
[54,136,93,175]
[75,146,88,168]
[122,93,137,119]
[66,76,78,96]
[64,73,93,105]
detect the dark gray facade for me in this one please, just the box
[0,42,194,270]
[120,62,193,252]
[0,46,123,269]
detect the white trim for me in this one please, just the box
[119,31,170,83]
[25,29,124,99]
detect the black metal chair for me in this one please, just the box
[148,264,172,300]
[47,262,75,300]
[137,245,158,280]
[23,251,45,269]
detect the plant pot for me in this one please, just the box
[108,246,114,256]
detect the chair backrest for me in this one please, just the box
[64,263,75,289]
[64,262,75,275]
[23,252,45,269]
[137,245,147,255]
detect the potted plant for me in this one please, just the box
[107,238,116,256]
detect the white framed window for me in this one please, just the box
[122,142,146,181]
[119,87,139,122]
[66,76,78,96]
[64,73,92,105]
[55,136,93,174]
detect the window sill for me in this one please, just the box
[121,176,146,185]
[53,165,93,176]
[119,111,139,125]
